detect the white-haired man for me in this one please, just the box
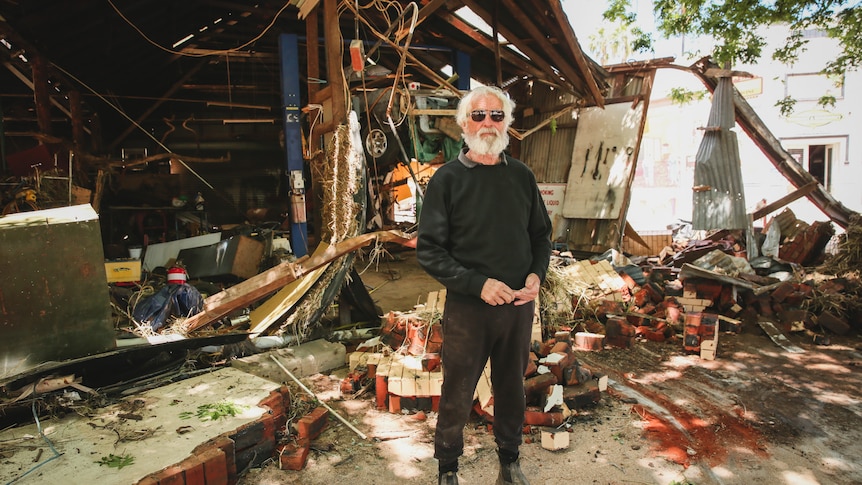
[417,85,552,485]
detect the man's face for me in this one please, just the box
[461,94,508,157]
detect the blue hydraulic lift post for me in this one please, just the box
[454,50,471,90]
[278,33,308,257]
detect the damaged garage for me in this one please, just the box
[1,1,861,484]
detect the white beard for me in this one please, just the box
[463,127,509,157]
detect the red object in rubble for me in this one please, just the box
[167,266,188,284]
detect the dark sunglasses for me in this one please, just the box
[470,109,505,122]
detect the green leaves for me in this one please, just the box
[96,453,135,469]
[179,401,245,421]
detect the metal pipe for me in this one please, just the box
[269,354,368,440]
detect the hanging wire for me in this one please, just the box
[51,63,218,193]
[107,0,294,58]
[4,393,63,485]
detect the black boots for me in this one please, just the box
[438,470,459,485]
[496,459,529,484]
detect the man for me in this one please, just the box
[417,85,552,485]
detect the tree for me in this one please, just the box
[604,0,861,112]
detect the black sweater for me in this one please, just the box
[417,150,552,302]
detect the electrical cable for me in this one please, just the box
[107,0,294,58]
[51,63,218,194]
[3,392,63,485]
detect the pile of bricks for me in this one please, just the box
[277,406,330,471]
[778,220,835,265]
[548,227,857,360]
[345,350,443,414]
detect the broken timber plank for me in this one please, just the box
[247,242,333,336]
[184,230,414,333]
[757,320,804,353]
[750,181,818,222]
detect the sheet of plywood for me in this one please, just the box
[562,101,644,219]
[248,243,332,336]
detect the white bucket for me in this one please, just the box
[129,247,143,259]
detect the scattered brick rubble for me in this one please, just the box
[325,211,862,459]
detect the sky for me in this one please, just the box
[562,0,694,65]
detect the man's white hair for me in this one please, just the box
[455,85,515,129]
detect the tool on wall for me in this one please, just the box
[606,146,616,164]
[592,141,603,180]
[581,147,590,177]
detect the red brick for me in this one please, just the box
[235,440,276,472]
[562,386,602,409]
[718,285,736,310]
[754,294,774,316]
[604,335,635,348]
[692,279,723,300]
[819,311,851,335]
[537,338,556,357]
[543,351,573,383]
[230,418,268,451]
[550,340,571,354]
[573,332,604,351]
[422,353,441,372]
[152,464,185,485]
[136,477,159,485]
[597,300,625,321]
[683,312,702,352]
[661,302,683,324]
[524,409,565,426]
[297,406,329,441]
[643,282,664,303]
[770,282,796,303]
[524,372,558,396]
[181,455,206,485]
[278,442,310,471]
[641,328,667,342]
[605,317,635,338]
[626,313,648,327]
[632,287,650,307]
[375,375,388,410]
[563,363,592,386]
[191,436,236,484]
[199,447,229,485]
[258,386,289,416]
[618,271,638,291]
[388,394,401,414]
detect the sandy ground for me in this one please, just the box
[240,249,862,485]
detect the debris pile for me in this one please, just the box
[541,212,861,357]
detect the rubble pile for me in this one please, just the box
[541,214,861,355]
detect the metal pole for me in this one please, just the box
[269,354,368,440]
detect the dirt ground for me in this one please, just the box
[241,248,862,485]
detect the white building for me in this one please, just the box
[627,24,860,232]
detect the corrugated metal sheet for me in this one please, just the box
[520,85,579,183]
[692,76,749,230]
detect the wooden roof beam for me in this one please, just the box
[434,9,554,86]
[466,0,583,96]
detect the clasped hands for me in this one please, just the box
[480,273,540,306]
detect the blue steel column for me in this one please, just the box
[454,50,471,90]
[279,33,308,257]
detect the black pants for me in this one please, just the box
[434,297,534,465]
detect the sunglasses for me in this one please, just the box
[470,109,505,122]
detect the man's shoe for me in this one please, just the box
[438,470,459,485]
[496,459,530,485]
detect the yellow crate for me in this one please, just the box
[105,259,142,283]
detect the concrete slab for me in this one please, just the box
[231,338,346,383]
[0,367,277,485]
